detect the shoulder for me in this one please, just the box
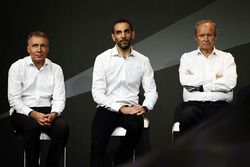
[181,50,197,58]
[96,49,112,58]
[214,49,235,65]
[180,50,198,62]
[215,49,234,58]
[132,49,150,61]
[9,56,28,70]
[46,58,63,71]
[94,48,113,65]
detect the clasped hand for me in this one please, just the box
[29,111,57,127]
[119,104,146,115]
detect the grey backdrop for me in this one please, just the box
[1,0,250,166]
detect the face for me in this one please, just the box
[195,22,216,53]
[27,36,49,66]
[112,22,135,50]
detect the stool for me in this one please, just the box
[110,117,150,164]
[172,122,180,141]
[14,130,66,167]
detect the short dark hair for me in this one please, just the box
[112,19,134,34]
[27,31,49,44]
[194,19,217,36]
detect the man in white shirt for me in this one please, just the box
[8,31,69,167]
[174,19,237,139]
[91,19,158,166]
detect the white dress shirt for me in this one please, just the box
[179,48,237,102]
[8,56,65,116]
[92,45,158,112]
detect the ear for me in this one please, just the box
[132,31,135,39]
[111,33,115,42]
[27,45,30,54]
[194,35,198,43]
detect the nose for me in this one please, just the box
[121,32,126,38]
[37,45,42,52]
[204,35,208,41]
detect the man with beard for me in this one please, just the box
[174,19,237,139]
[91,19,158,167]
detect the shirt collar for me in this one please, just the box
[111,45,135,57]
[27,55,49,67]
[197,47,217,57]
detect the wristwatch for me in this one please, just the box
[143,106,149,113]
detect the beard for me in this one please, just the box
[117,40,131,50]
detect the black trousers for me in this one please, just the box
[90,107,144,167]
[174,101,230,137]
[10,107,69,167]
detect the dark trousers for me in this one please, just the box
[174,101,230,137]
[90,107,144,167]
[10,107,69,167]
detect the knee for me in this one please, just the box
[53,119,70,139]
[125,116,144,132]
[177,105,196,122]
[24,122,40,136]
[59,122,70,138]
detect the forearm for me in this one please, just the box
[203,59,237,92]
[142,91,158,110]
[51,100,65,116]
[179,71,215,87]
[141,61,158,111]
[203,77,237,92]
[8,95,33,116]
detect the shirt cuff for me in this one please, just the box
[110,103,123,112]
[22,106,33,116]
[142,102,153,111]
[51,107,62,116]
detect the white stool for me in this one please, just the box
[111,117,150,136]
[111,117,150,163]
[172,122,180,141]
[22,132,67,167]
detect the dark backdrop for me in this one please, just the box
[1,0,250,166]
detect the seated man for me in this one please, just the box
[8,31,69,167]
[174,19,237,138]
[91,19,158,167]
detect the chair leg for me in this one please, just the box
[24,150,26,167]
[23,146,67,167]
[63,147,67,167]
[132,149,136,163]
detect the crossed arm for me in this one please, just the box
[179,54,237,93]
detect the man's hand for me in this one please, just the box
[119,104,147,115]
[46,112,58,123]
[216,72,223,79]
[29,111,57,128]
